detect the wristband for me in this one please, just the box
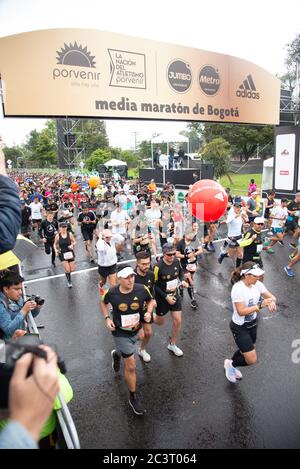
[258,300,263,310]
[104,315,110,321]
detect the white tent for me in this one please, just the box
[104,158,127,167]
[151,133,189,168]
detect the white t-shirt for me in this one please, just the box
[231,280,267,326]
[110,209,130,235]
[96,234,124,266]
[29,202,43,220]
[226,210,243,237]
[271,206,288,228]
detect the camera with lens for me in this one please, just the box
[0,334,65,409]
[26,295,45,306]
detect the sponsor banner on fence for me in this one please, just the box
[274,133,296,191]
[0,29,280,124]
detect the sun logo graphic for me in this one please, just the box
[53,41,100,82]
[56,42,96,68]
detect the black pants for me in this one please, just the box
[45,239,56,263]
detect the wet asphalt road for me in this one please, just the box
[22,229,300,449]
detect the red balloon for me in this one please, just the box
[188,179,228,222]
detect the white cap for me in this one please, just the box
[117,266,137,278]
[254,217,265,224]
[241,266,265,277]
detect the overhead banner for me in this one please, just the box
[0,29,280,124]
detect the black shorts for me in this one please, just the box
[230,320,257,353]
[285,219,298,232]
[155,296,182,316]
[98,264,117,279]
[228,235,242,248]
[81,228,94,241]
[32,219,42,224]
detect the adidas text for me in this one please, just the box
[236,89,260,99]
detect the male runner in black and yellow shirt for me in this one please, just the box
[153,242,188,357]
[102,266,155,416]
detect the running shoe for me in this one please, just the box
[208,242,215,252]
[138,349,151,363]
[190,299,198,309]
[67,281,73,288]
[289,242,297,249]
[278,240,284,246]
[224,359,237,383]
[128,394,146,416]
[289,253,295,260]
[90,258,95,263]
[111,350,121,372]
[266,248,275,254]
[218,253,226,264]
[284,266,295,277]
[167,343,183,356]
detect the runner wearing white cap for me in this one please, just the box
[101,265,155,415]
[224,261,277,383]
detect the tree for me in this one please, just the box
[281,33,300,94]
[35,120,57,166]
[200,137,232,181]
[202,123,274,162]
[180,124,203,152]
[137,140,152,159]
[77,119,109,158]
[85,148,113,171]
[25,129,40,161]
[120,150,142,168]
[3,146,24,167]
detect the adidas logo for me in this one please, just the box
[236,74,260,99]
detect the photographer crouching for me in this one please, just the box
[0,271,43,341]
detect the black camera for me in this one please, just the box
[0,334,66,409]
[26,295,45,306]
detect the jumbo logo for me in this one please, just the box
[52,42,100,81]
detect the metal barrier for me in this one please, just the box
[20,264,81,449]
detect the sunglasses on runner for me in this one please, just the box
[165,252,176,256]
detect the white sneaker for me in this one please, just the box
[167,343,183,357]
[138,349,151,363]
[234,367,243,380]
[224,359,237,383]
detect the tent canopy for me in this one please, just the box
[151,133,188,145]
[104,158,127,167]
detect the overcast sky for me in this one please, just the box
[0,0,299,149]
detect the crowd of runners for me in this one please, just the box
[2,170,300,415]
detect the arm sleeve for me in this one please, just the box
[0,421,38,449]
[0,175,21,253]
[238,232,254,248]
[0,303,25,338]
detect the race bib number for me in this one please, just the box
[121,313,140,330]
[166,279,178,291]
[256,244,263,254]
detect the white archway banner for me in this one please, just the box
[0,29,280,124]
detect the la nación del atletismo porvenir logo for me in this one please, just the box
[53,42,100,81]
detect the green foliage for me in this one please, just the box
[200,137,231,179]
[77,119,109,157]
[138,140,152,159]
[180,124,203,152]
[85,148,113,171]
[3,146,24,166]
[203,123,273,162]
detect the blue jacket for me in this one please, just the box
[0,421,37,449]
[0,292,40,340]
[0,175,21,253]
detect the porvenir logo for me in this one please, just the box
[236,75,260,99]
[167,59,192,93]
[53,42,100,81]
[281,149,289,156]
[199,65,220,96]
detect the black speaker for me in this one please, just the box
[200,163,214,179]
